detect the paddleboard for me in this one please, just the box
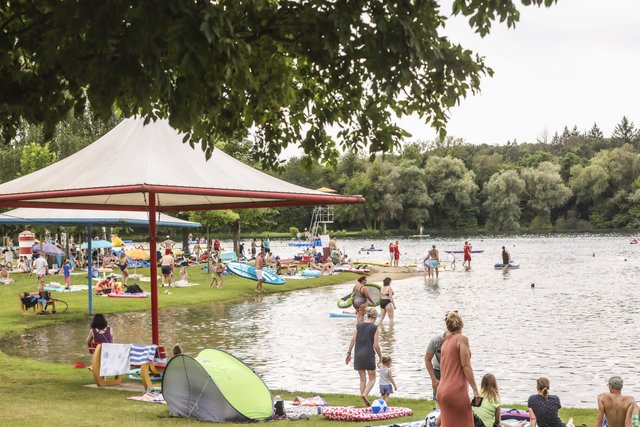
[329,311,381,318]
[287,239,321,247]
[352,261,388,267]
[359,247,383,251]
[410,234,430,238]
[226,262,286,285]
[444,249,484,254]
[336,283,382,309]
[334,266,370,274]
[494,262,520,269]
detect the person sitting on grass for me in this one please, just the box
[94,276,114,295]
[528,377,575,427]
[595,376,636,427]
[472,373,526,427]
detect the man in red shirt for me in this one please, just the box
[463,241,472,269]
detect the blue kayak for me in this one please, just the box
[444,249,484,254]
[226,262,286,285]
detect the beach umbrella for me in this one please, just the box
[126,248,150,275]
[80,240,113,250]
[32,242,64,256]
[126,249,150,260]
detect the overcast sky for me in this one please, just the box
[399,0,640,145]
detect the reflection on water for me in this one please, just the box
[2,235,640,408]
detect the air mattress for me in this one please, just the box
[107,292,149,298]
[226,262,286,285]
[322,406,413,421]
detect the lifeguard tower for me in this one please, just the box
[309,187,336,236]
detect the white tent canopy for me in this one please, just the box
[0,117,363,211]
[0,207,200,228]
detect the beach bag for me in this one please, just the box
[125,284,144,294]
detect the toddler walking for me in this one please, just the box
[378,355,398,404]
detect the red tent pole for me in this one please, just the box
[148,191,160,345]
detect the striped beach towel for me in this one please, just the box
[129,344,157,365]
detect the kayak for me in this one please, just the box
[445,250,484,254]
[359,247,383,251]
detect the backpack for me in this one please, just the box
[125,284,144,294]
[21,293,39,309]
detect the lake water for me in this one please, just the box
[3,235,640,407]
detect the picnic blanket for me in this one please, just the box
[284,402,324,417]
[322,406,413,421]
[173,280,199,287]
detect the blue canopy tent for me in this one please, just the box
[0,207,200,314]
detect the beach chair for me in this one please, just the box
[18,292,56,315]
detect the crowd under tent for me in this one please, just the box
[0,207,200,314]
[0,117,365,345]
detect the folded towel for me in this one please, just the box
[130,344,157,365]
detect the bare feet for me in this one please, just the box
[361,395,371,407]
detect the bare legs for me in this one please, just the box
[357,369,376,406]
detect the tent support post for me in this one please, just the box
[148,191,159,345]
[87,224,93,315]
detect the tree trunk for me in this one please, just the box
[182,229,190,258]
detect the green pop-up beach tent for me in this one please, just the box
[162,348,273,422]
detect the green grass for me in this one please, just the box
[0,267,598,426]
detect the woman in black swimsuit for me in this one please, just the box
[377,277,396,326]
[118,252,129,286]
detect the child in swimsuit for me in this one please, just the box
[209,260,225,289]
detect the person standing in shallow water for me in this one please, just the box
[501,246,511,271]
[463,241,472,269]
[346,308,382,407]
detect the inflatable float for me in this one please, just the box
[631,239,638,244]
[336,283,382,309]
[322,406,412,421]
[494,261,520,269]
[107,292,149,298]
[226,262,286,285]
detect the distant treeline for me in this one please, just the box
[2,113,640,236]
[274,118,640,234]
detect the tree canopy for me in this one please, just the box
[1,0,555,167]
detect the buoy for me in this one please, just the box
[530,283,535,288]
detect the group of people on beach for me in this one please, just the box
[349,305,639,427]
